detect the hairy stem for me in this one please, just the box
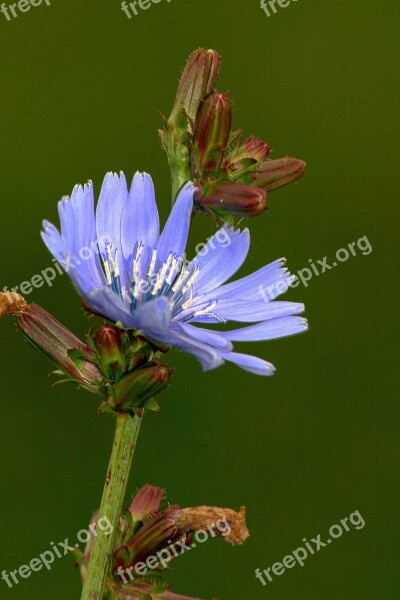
[80,413,143,600]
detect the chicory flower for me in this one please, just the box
[42,172,307,376]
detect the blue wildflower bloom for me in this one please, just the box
[42,172,307,376]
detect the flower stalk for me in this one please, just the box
[80,413,143,600]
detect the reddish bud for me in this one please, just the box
[129,484,164,523]
[197,182,267,218]
[193,92,232,176]
[227,136,270,176]
[169,48,220,126]
[112,365,173,414]
[14,302,101,390]
[253,157,306,191]
[94,325,125,370]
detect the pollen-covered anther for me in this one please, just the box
[0,292,28,317]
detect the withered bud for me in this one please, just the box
[197,181,267,218]
[114,498,249,571]
[253,157,306,191]
[193,92,232,176]
[167,505,249,546]
[0,292,28,316]
[169,48,220,126]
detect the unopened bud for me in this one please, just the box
[169,48,220,127]
[128,484,163,523]
[113,365,173,413]
[193,93,232,176]
[94,325,125,370]
[15,302,101,390]
[227,136,270,177]
[197,182,267,218]
[253,157,306,191]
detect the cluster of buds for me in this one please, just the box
[0,293,173,415]
[160,49,306,221]
[77,484,249,600]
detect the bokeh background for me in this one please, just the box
[0,0,398,598]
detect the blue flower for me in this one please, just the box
[42,172,307,376]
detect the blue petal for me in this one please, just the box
[43,182,107,294]
[58,195,77,253]
[156,324,224,372]
[190,300,305,324]
[220,316,308,341]
[218,351,276,376]
[41,220,96,295]
[199,258,294,303]
[121,172,160,266]
[189,225,250,296]
[69,182,107,289]
[176,322,233,351]
[132,296,172,337]
[86,288,135,328]
[41,220,66,264]
[96,172,129,284]
[155,182,194,264]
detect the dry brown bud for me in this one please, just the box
[0,292,28,317]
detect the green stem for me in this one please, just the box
[80,413,143,600]
[161,127,192,205]
[169,153,191,204]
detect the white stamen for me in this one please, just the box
[166,256,179,285]
[106,245,119,278]
[181,267,200,294]
[152,255,173,296]
[171,266,191,294]
[104,261,112,286]
[147,249,157,279]
[132,243,144,282]
[193,301,217,318]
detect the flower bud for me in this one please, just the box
[13,301,101,390]
[94,325,125,370]
[197,181,267,218]
[169,48,220,127]
[112,365,173,414]
[227,136,270,177]
[253,157,306,191]
[129,484,163,523]
[193,92,232,176]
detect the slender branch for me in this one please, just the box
[80,413,143,600]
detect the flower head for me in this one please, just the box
[42,172,307,376]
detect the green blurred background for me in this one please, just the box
[0,0,398,598]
